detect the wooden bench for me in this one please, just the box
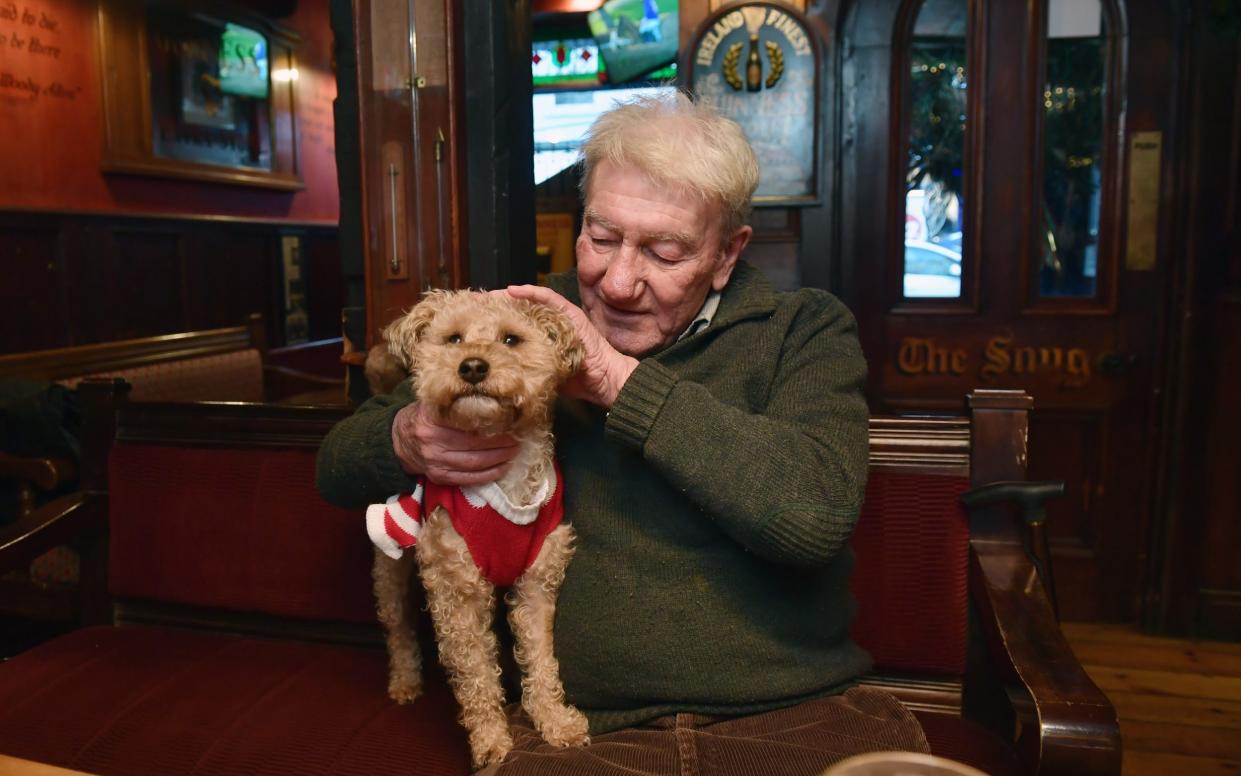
[0,320,346,623]
[0,381,1121,775]
[0,315,347,512]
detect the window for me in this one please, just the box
[902,0,968,299]
[1038,0,1109,298]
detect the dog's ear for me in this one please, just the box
[383,289,451,370]
[527,303,585,379]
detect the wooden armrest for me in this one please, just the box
[0,452,78,519]
[969,534,1121,774]
[0,493,95,576]
[0,452,77,491]
[963,481,1065,620]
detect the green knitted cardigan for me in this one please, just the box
[315,261,872,734]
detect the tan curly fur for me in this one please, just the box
[372,290,588,769]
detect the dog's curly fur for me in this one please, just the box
[372,290,589,769]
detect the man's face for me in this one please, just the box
[576,161,749,357]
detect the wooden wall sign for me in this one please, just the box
[688,2,820,205]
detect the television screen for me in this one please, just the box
[533,85,675,185]
[587,0,678,85]
[219,23,269,99]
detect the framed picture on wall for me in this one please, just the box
[98,0,303,191]
[175,26,237,130]
[687,2,821,206]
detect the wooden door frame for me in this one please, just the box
[836,0,1189,623]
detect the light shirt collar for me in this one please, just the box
[677,290,721,342]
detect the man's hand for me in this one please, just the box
[501,284,638,409]
[391,402,519,486]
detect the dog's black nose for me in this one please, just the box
[458,358,489,384]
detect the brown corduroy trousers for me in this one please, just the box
[477,686,930,775]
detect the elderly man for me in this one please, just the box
[316,93,928,774]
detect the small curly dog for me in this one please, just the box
[366,289,589,768]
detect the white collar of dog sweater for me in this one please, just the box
[460,468,556,526]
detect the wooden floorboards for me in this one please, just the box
[1062,622,1241,775]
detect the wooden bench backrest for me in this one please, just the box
[0,316,268,404]
[0,316,264,383]
[852,417,973,676]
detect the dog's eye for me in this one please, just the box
[446,333,462,344]
[502,334,522,347]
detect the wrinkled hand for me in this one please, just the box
[500,285,638,409]
[391,401,519,486]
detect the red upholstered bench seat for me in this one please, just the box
[0,626,470,776]
[0,626,1020,776]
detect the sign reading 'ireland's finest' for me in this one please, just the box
[690,3,818,204]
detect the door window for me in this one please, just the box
[903,0,968,299]
[1038,0,1110,298]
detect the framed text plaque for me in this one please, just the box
[688,2,820,206]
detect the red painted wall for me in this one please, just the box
[0,0,338,224]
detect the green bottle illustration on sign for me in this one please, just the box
[746,34,762,91]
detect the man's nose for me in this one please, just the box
[601,244,644,300]
[458,357,489,384]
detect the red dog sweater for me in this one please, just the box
[366,462,565,587]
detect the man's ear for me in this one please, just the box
[383,289,450,370]
[712,224,752,292]
[527,302,585,379]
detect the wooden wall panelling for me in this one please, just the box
[0,211,340,356]
[1147,0,1241,639]
[180,228,267,335]
[1197,298,1241,633]
[302,231,348,342]
[746,209,802,291]
[0,224,66,354]
[182,229,230,333]
[1028,408,1106,622]
[94,228,187,341]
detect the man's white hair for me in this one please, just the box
[578,91,759,237]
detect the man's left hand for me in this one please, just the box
[500,285,638,409]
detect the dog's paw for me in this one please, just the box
[536,705,590,748]
[387,676,423,704]
[469,725,514,769]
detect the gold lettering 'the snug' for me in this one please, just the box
[897,338,967,376]
[898,336,1094,387]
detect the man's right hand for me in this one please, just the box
[391,402,519,486]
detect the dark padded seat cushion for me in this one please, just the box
[0,626,1026,775]
[0,626,470,776]
[915,710,1029,776]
